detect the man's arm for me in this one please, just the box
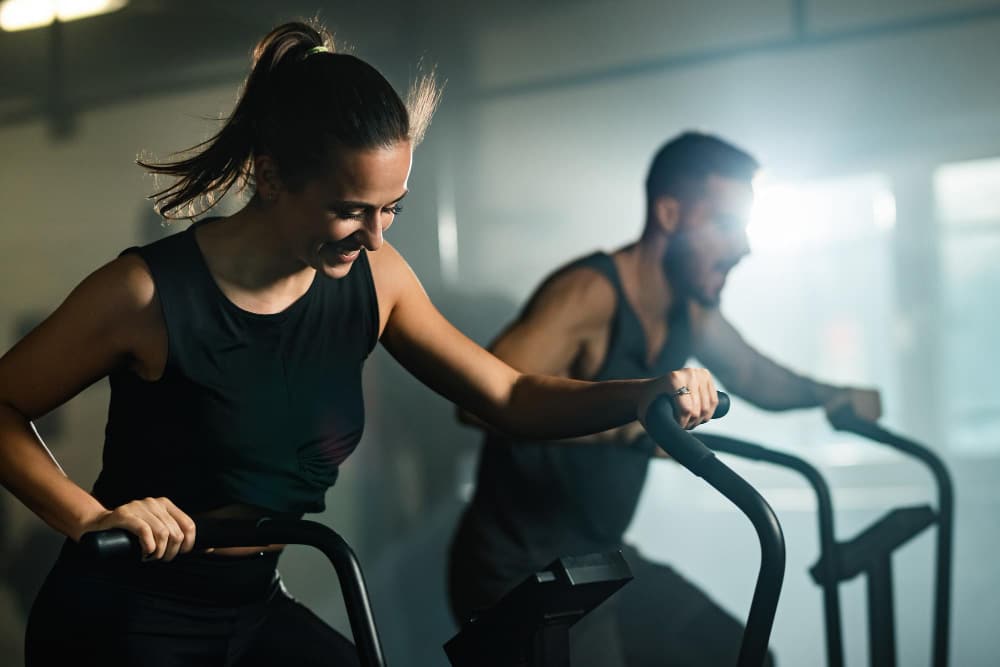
[691,303,882,421]
[455,265,647,445]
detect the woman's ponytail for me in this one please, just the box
[139,19,439,220]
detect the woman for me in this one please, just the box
[0,20,718,666]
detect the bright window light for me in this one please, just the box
[873,188,897,231]
[747,179,828,252]
[0,0,127,32]
[747,172,895,252]
[935,157,1000,225]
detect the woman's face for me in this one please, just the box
[279,140,413,279]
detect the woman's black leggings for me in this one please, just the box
[25,540,360,666]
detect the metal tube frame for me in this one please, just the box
[81,518,388,667]
[699,408,954,667]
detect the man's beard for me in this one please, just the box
[662,231,720,307]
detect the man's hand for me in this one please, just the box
[823,387,882,424]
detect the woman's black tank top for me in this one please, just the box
[458,251,693,578]
[91,221,379,515]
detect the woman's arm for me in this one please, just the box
[454,264,678,443]
[371,243,717,436]
[0,255,194,559]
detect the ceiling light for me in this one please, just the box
[0,0,127,32]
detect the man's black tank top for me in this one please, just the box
[454,251,693,586]
[91,221,379,515]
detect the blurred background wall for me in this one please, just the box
[2,1,999,665]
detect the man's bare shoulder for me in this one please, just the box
[522,259,617,328]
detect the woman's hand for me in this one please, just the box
[79,497,196,561]
[639,368,718,431]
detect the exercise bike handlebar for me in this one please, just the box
[79,518,387,667]
[826,403,953,492]
[652,391,731,472]
[827,403,954,667]
[643,391,785,667]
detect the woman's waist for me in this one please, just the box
[193,502,299,556]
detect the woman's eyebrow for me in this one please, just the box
[332,191,408,209]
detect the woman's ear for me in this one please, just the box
[253,155,284,202]
[651,195,681,235]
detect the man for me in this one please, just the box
[447,132,881,666]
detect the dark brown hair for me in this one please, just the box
[645,131,759,210]
[139,20,441,219]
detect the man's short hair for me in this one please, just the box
[645,132,759,208]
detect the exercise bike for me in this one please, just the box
[697,403,953,667]
[81,391,788,667]
[445,392,787,667]
[82,516,388,666]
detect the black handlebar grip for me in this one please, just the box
[78,519,272,561]
[826,399,875,435]
[670,390,731,421]
[79,528,141,560]
[645,394,717,477]
[714,391,731,419]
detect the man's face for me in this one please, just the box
[663,174,753,306]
